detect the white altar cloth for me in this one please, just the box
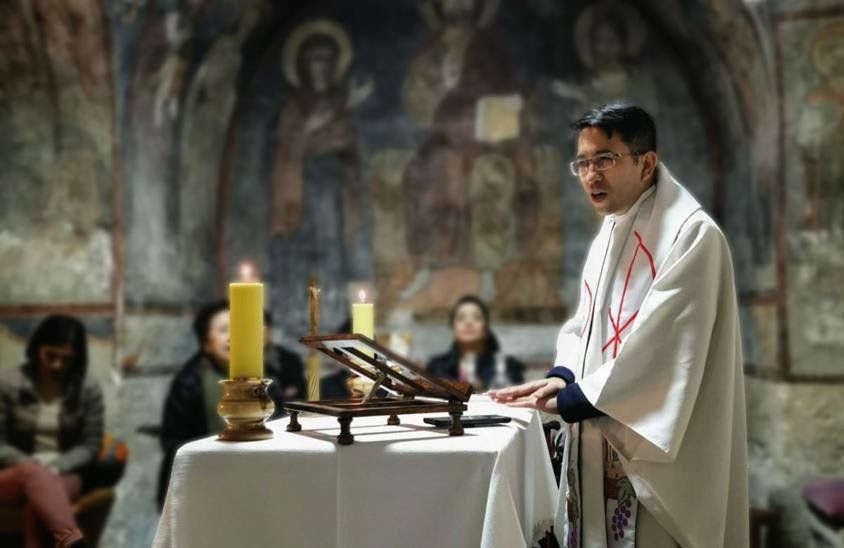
[153,397,557,548]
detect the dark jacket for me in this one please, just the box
[426,340,525,391]
[264,344,306,404]
[158,352,213,506]
[320,369,351,400]
[158,352,230,508]
[0,363,103,478]
[157,347,304,508]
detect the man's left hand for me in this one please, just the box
[488,377,564,413]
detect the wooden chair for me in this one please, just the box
[750,507,780,548]
[804,479,844,548]
[806,506,844,548]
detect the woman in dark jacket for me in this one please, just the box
[158,300,231,509]
[157,301,296,508]
[427,295,525,391]
[0,315,102,548]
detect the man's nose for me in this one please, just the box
[584,171,603,185]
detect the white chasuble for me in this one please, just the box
[552,165,748,548]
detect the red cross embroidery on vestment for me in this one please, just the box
[601,231,655,358]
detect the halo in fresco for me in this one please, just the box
[574,0,647,70]
[281,18,354,87]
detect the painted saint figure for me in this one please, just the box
[551,1,655,114]
[267,18,372,334]
[399,0,541,306]
[796,21,844,233]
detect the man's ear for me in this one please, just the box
[640,151,658,183]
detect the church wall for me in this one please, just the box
[0,1,841,546]
[746,2,844,545]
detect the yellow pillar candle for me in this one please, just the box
[352,290,374,339]
[352,290,375,361]
[228,282,264,379]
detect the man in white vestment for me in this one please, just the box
[489,103,748,548]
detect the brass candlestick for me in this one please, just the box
[217,378,275,441]
[307,274,320,335]
[307,275,321,401]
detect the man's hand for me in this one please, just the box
[488,377,566,413]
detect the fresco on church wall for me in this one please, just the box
[2,4,841,546]
[117,0,270,304]
[0,0,792,376]
[0,0,114,305]
[219,0,734,341]
[264,17,372,336]
[779,15,844,376]
[378,0,559,322]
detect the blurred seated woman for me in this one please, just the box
[0,315,103,548]
[427,296,525,391]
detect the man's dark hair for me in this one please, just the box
[570,102,657,154]
[26,314,88,375]
[193,300,229,347]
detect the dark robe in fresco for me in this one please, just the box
[267,87,362,335]
[402,27,539,271]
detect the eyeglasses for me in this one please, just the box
[569,152,640,177]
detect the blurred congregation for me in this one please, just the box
[1,0,843,546]
[1,294,528,547]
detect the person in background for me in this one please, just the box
[427,295,525,391]
[0,315,103,548]
[159,303,305,509]
[320,319,353,399]
[263,310,306,404]
[158,300,231,509]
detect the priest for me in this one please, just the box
[489,103,748,547]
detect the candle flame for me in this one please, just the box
[358,289,367,303]
[238,261,257,282]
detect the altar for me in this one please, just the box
[153,397,558,548]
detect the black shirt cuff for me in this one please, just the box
[556,383,605,423]
[545,366,575,385]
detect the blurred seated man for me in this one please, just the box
[158,300,234,509]
[427,295,525,391]
[0,315,103,548]
[263,310,306,404]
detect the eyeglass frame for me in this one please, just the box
[569,151,643,177]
